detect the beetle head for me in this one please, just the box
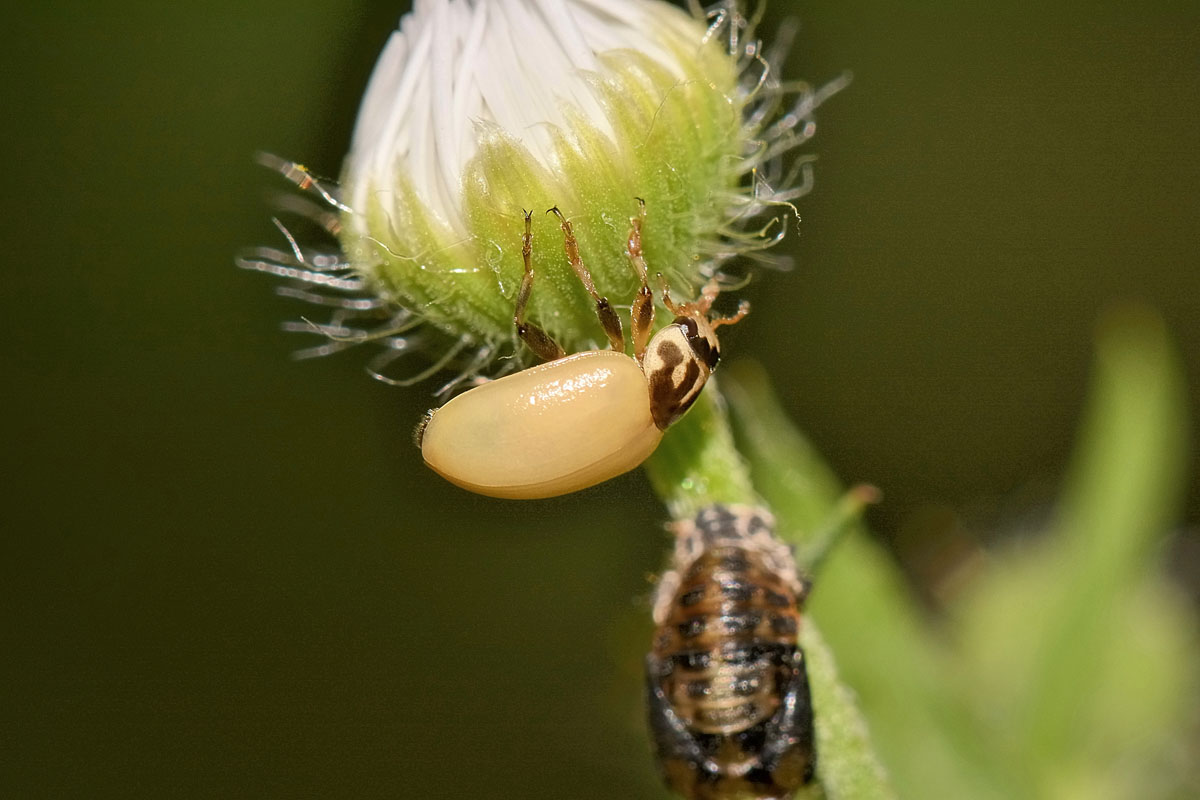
[643,279,749,429]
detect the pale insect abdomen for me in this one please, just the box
[646,505,815,800]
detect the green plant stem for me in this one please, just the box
[721,362,1015,800]
[643,372,899,799]
[1003,308,1190,773]
[643,380,761,518]
[802,621,897,800]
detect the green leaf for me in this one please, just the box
[800,621,898,800]
[952,307,1199,798]
[721,361,1017,800]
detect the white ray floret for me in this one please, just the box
[345,0,702,237]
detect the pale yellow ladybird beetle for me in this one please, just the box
[417,202,748,499]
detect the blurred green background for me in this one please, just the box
[3,1,1197,797]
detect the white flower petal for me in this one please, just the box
[344,0,697,237]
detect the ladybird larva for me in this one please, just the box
[646,504,815,799]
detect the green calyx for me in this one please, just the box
[339,27,744,364]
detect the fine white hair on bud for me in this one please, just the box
[245,0,845,393]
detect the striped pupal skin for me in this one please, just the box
[646,505,815,800]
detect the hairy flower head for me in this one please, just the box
[247,0,843,388]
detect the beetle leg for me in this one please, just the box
[548,206,625,353]
[659,274,749,331]
[697,277,722,314]
[626,198,655,361]
[710,300,751,330]
[656,272,682,315]
[514,209,566,362]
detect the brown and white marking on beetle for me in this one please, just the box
[647,504,815,800]
[642,276,744,429]
[417,201,749,499]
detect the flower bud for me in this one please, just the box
[251,0,843,387]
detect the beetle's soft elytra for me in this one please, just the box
[419,350,664,499]
[418,202,747,499]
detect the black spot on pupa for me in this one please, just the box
[675,650,712,671]
[763,589,791,608]
[720,611,762,634]
[719,580,752,602]
[678,617,707,638]
[696,505,737,540]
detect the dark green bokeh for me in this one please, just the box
[3,1,1196,797]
